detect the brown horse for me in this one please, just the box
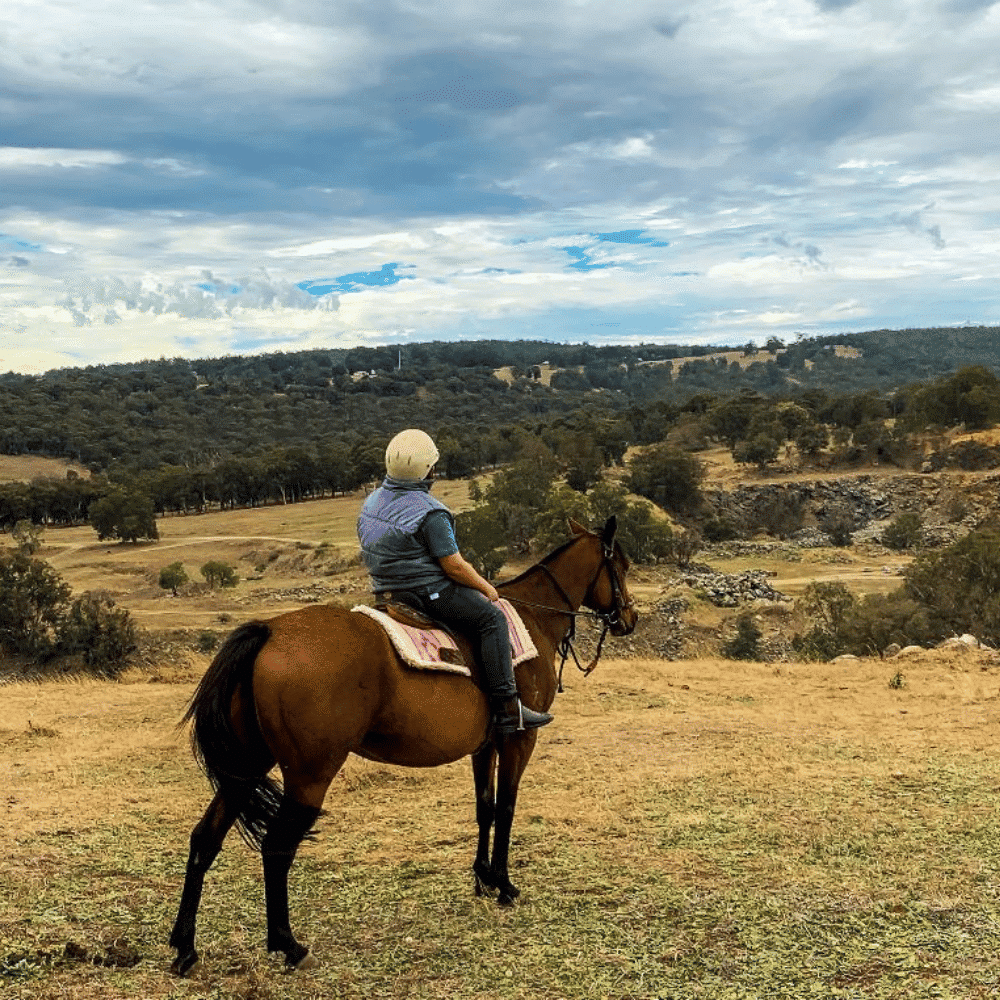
[169,516,637,975]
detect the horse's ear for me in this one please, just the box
[601,516,618,547]
[568,517,588,536]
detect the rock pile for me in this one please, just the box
[677,569,789,607]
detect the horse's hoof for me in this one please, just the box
[292,950,319,971]
[169,950,200,977]
[497,889,520,907]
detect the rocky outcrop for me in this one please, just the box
[705,471,1000,546]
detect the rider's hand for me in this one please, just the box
[483,583,500,602]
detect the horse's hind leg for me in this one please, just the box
[471,745,497,896]
[169,790,243,976]
[490,733,538,906]
[262,777,337,969]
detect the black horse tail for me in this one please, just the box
[182,620,282,850]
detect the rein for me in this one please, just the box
[502,544,631,692]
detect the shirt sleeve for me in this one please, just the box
[421,510,460,559]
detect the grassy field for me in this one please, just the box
[3,650,1000,999]
[4,457,1000,996]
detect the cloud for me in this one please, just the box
[1,1,999,370]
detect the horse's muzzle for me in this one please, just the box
[609,600,638,637]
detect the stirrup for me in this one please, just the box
[493,697,553,735]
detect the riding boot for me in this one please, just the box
[491,696,553,735]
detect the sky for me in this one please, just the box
[3,0,1000,373]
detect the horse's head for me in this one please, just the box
[569,516,638,637]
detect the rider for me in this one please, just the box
[357,428,553,735]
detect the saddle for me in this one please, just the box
[351,597,538,677]
[375,599,468,667]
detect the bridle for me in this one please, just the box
[504,539,635,690]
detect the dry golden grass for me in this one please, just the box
[0,478,481,631]
[3,650,1000,998]
[0,455,90,483]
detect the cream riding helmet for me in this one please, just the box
[385,429,440,480]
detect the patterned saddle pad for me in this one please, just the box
[351,598,538,676]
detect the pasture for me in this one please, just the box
[4,650,1000,999]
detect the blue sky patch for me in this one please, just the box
[596,230,670,247]
[297,263,414,296]
[0,233,43,253]
[562,246,615,271]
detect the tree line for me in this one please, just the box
[4,362,999,545]
[2,328,999,476]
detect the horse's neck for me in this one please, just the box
[503,538,600,646]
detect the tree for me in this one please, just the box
[791,580,858,660]
[12,518,42,555]
[454,505,508,579]
[89,486,159,543]
[201,561,239,589]
[902,528,1000,644]
[627,444,704,515]
[159,562,189,596]
[733,433,780,473]
[665,527,702,569]
[794,422,828,458]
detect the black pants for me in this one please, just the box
[396,583,516,700]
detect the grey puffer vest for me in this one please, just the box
[357,477,454,593]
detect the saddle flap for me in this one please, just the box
[375,600,439,630]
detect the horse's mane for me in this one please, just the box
[497,534,585,588]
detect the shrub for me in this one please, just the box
[821,504,856,547]
[794,422,828,457]
[733,433,780,472]
[949,440,1000,471]
[792,581,857,660]
[745,491,805,539]
[882,512,923,550]
[196,631,220,653]
[798,581,857,630]
[722,613,764,660]
[838,591,937,656]
[791,625,844,662]
[700,515,741,542]
[665,528,702,569]
[945,497,969,523]
[56,594,138,675]
[528,481,674,565]
[455,504,513,579]
[0,552,137,673]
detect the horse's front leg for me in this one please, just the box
[471,745,497,896]
[490,731,538,906]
